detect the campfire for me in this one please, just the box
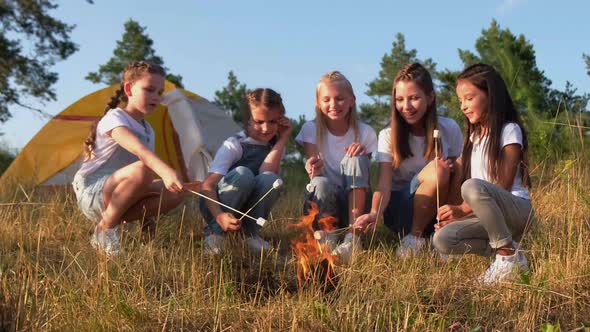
[289,202,340,290]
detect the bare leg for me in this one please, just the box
[348,188,366,227]
[411,160,451,237]
[120,180,185,222]
[447,159,464,205]
[98,161,154,231]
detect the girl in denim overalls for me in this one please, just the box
[200,88,292,255]
[72,61,185,256]
[295,71,377,263]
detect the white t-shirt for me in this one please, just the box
[77,108,155,177]
[209,131,270,176]
[295,121,377,185]
[470,122,529,199]
[377,116,463,191]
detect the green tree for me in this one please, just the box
[360,33,437,131]
[0,0,79,123]
[584,53,590,77]
[213,71,247,124]
[86,19,183,87]
[0,146,15,176]
[456,20,552,115]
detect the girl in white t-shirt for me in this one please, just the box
[295,71,377,263]
[200,88,292,255]
[433,63,534,284]
[72,61,185,256]
[355,63,463,257]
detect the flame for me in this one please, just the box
[289,201,339,288]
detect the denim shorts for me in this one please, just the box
[383,174,436,237]
[72,171,110,223]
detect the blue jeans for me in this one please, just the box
[383,175,436,237]
[303,155,371,229]
[200,166,280,236]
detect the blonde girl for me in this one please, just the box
[295,71,377,263]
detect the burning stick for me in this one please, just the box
[238,178,283,225]
[185,188,266,226]
[434,129,440,224]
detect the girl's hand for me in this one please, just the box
[163,169,184,193]
[345,143,366,157]
[354,212,377,232]
[437,204,469,223]
[434,219,455,231]
[216,212,241,232]
[277,116,293,141]
[305,155,324,178]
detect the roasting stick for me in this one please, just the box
[185,188,266,226]
[238,179,284,226]
[434,129,440,224]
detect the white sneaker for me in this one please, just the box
[332,232,361,265]
[396,234,427,257]
[480,250,529,285]
[203,233,224,255]
[245,235,271,254]
[90,225,121,257]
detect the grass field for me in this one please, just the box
[0,156,589,331]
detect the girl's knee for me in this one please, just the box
[461,178,486,204]
[432,230,453,254]
[256,171,280,187]
[225,166,255,188]
[420,160,451,186]
[130,163,154,187]
[341,155,370,170]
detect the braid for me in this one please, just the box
[82,60,166,160]
[83,84,125,160]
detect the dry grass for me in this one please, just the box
[0,159,589,331]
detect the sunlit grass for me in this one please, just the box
[0,157,589,331]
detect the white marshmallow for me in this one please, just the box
[306,183,314,193]
[272,178,283,189]
[313,230,324,240]
[433,129,440,138]
[256,217,267,227]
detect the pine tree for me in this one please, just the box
[86,19,183,87]
[213,71,247,124]
[0,0,79,122]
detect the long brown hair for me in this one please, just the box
[457,63,531,188]
[83,61,165,160]
[314,71,360,152]
[390,63,438,168]
[243,88,286,143]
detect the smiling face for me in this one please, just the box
[247,105,282,143]
[456,79,488,126]
[125,73,165,117]
[394,80,433,129]
[316,81,355,125]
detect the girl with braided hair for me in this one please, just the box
[200,88,292,255]
[72,61,185,256]
[355,63,463,257]
[433,64,533,284]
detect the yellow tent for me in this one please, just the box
[0,81,240,189]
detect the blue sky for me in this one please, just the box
[2,0,589,150]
